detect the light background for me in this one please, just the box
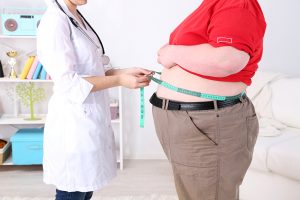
[0,0,300,159]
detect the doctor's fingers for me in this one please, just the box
[136,76,150,84]
[135,68,153,76]
[120,74,149,89]
[136,78,150,88]
[137,82,150,88]
[127,67,152,76]
[132,76,150,88]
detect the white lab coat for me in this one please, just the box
[37,0,117,192]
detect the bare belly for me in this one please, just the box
[155,66,247,102]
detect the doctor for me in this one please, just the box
[37,0,151,199]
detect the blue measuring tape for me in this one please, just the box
[139,71,245,127]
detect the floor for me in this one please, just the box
[0,160,177,198]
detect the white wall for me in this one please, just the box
[1,0,300,159]
[258,0,300,75]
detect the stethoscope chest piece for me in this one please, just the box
[101,55,110,65]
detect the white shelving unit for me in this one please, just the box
[112,86,123,170]
[0,77,53,83]
[0,78,124,169]
[0,5,124,166]
[0,1,126,169]
[0,35,37,39]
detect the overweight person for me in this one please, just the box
[150,0,266,199]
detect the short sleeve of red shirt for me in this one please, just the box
[208,8,261,57]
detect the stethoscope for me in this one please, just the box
[54,0,110,64]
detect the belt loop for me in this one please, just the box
[213,100,218,111]
[162,99,170,110]
[165,99,169,110]
[162,99,166,110]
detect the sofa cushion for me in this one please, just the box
[271,78,300,129]
[250,128,300,181]
[268,132,300,181]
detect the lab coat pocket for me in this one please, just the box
[65,102,96,153]
[70,102,91,116]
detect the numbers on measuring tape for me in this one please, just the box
[140,87,145,128]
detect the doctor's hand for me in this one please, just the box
[157,44,177,69]
[119,74,150,89]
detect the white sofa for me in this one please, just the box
[240,71,300,200]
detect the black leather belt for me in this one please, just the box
[150,93,245,111]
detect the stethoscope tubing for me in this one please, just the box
[54,0,105,54]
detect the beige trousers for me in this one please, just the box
[152,96,259,200]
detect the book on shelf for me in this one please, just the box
[40,66,47,80]
[19,56,35,79]
[46,73,51,80]
[26,56,39,79]
[32,62,43,80]
[17,56,51,81]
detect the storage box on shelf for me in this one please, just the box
[11,128,44,165]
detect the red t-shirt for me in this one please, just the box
[169,0,266,85]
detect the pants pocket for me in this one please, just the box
[168,111,218,168]
[246,114,259,155]
[184,111,218,146]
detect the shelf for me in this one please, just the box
[0,115,120,125]
[0,115,47,125]
[0,77,53,83]
[1,154,12,165]
[0,35,36,39]
[2,149,120,166]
